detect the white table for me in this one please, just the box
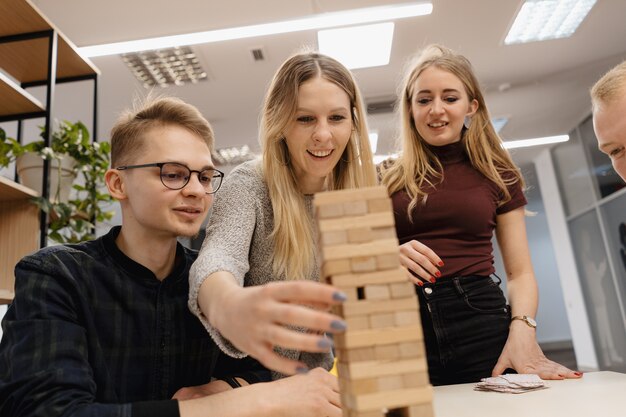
[433,371,626,417]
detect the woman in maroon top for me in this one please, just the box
[380,44,582,385]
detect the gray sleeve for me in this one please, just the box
[188,162,262,358]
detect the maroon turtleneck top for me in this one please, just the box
[391,141,527,279]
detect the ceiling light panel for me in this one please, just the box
[504,0,597,45]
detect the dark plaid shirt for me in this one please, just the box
[0,226,269,417]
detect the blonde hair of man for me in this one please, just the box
[381,44,523,218]
[590,60,626,112]
[260,50,377,280]
[110,96,214,168]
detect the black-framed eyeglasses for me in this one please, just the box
[116,162,224,194]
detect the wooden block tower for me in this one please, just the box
[314,186,434,417]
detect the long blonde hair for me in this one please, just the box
[382,44,523,217]
[260,51,377,280]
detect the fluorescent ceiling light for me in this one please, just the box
[318,23,394,69]
[503,134,569,149]
[504,0,596,45]
[79,2,432,58]
[369,132,379,153]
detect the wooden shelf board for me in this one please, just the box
[0,71,45,117]
[0,175,39,201]
[0,0,99,83]
[0,289,15,304]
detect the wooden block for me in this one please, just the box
[346,409,385,417]
[322,239,398,261]
[377,375,404,391]
[343,326,422,349]
[394,310,421,327]
[345,315,371,331]
[364,284,391,301]
[398,342,425,359]
[402,371,429,388]
[351,256,377,272]
[317,203,344,219]
[367,197,392,213]
[390,282,415,299]
[374,343,401,360]
[347,227,373,243]
[387,403,435,417]
[344,200,368,216]
[371,226,397,240]
[376,253,399,270]
[318,211,394,233]
[340,376,378,395]
[323,258,352,276]
[369,312,395,329]
[313,186,388,206]
[336,346,376,362]
[345,385,433,412]
[342,297,417,317]
[331,268,406,287]
[340,357,428,380]
[338,286,359,302]
[321,230,348,246]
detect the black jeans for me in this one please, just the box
[416,275,511,386]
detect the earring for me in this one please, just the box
[464,116,472,129]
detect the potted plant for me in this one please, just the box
[0,121,115,244]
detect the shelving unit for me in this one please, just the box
[0,0,100,304]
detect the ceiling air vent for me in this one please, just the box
[366,99,395,115]
[250,47,265,62]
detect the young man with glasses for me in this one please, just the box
[0,97,344,417]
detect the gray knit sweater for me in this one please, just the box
[188,159,333,379]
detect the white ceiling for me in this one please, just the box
[30,0,626,166]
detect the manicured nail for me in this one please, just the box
[317,338,333,349]
[417,281,424,287]
[330,320,347,331]
[574,372,583,377]
[333,291,347,302]
[438,261,444,267]
[296,366,309,374]
[435,271,441,278]
[430,277,436,283]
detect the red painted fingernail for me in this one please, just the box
[574,372,583,377]
[430,277,436,283]
[438,261,444,267]
[435,271,441,278]
[417,281,424,287]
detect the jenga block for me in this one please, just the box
[351,256,377,272]
[390,282,415,299]
[336,346,376,362]
[364,284,391,301]
[330,268,406,287]
[394,310,421,327]
[387,403,435,417]
[377,375,404,391]
[340,357,428,380]
[367,197,392,213]
[319,212,394,232]
[345,386,433,411]
[344,314,371,331]
[313,186,388,206]
[398,342,425,359]
[338,286,359,302]
[374,343,401,360]
[347,227,373,243]
[344,200,368,216]
[321,230,348,246]
[317,203,344,219]
[371,226,397,240]
[342,297,417,317]
[340,376,378,395]
[323,258,352,276]
[322,239,398,261]
[346,409,385,417]
[402,371,429,388]
[342,326,422,349]
[369,312,395,328]
[376,253,398,270]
